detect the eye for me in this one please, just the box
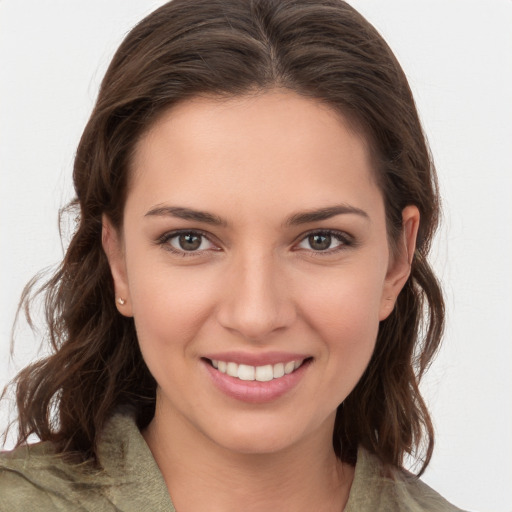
[158,230,217,254]
[296,230,350,252]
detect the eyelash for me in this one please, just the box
[294,229,354,255]
[156,229,354,257]
[156,229,218,257]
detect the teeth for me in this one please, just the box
[238,364,255,381]
[273,362,285,378]
[210,359,304,381]
[255,364,273,382]
[226,362,238,378]
[284,361,295,374]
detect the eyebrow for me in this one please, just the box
[144,206,227,226]
[285,204,369,226]
[144,203,369,227]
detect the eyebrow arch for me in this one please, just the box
[144,205,227,227]
[285,204,369,226]
[144,204,368,227]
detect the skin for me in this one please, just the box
[103,90,419,512]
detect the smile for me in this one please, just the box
[203,356,311,403]
[210,359,304,382]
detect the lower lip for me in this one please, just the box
[203,359,310,404]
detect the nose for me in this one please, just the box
[216,251,296,342]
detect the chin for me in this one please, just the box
[200,413,327,457]
[213,431,297,456]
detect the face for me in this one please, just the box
[103,90,418,456]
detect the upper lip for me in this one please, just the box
[202,351,311,367]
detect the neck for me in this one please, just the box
[143,407,354,512]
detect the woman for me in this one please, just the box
[0,0,464,510]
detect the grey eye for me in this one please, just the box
[179,233,202,251]
[168,232,214,252]
[308,233,332,251]
[297,232,345,251]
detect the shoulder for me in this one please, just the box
[0,442,108,512]
[0,411,174,512]
[345,447,467,512]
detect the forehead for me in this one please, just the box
[128,90,383,221]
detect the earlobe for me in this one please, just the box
[379,205,420,320]
[101,215,133,317]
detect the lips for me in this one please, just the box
[202,354,312,403]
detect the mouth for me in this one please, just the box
[202,355,312,403]
[204,357,311,382]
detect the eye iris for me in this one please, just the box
[179,233,202,251]
[309,233,331,251]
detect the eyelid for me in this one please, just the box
[155,228,355,257]
[156,229,221,256]
[292,229,355,253]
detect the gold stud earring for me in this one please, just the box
[117,297,126,306]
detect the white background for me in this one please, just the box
[1,1,511,511]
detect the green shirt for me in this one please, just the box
[0,411,464,511]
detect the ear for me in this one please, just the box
[379,205,420,321]
[102,214,133,317]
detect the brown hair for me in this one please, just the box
[6,0,443,474]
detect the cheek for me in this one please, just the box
[296,265,384,385]
[298,261,385,335]
[126,260,219,356]
[312,292,380,367]
[127,265,223,409]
